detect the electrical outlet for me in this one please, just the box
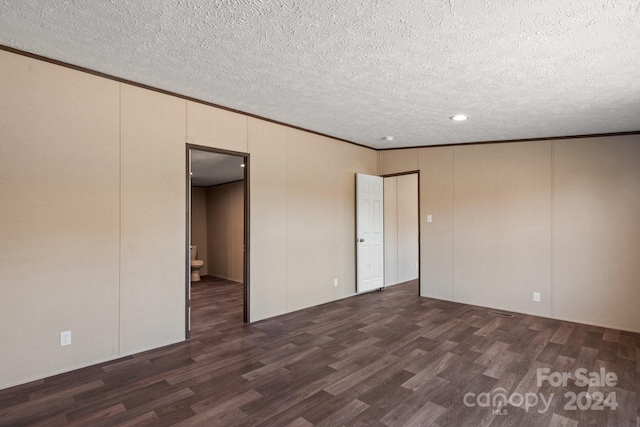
[427,215,433,223]
[333,278,338,287]
[60,331,71,346]
[533,292,541,302]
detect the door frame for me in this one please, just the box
[185,144,250,339]
[380,170,421,294]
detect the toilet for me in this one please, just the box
[190,245,204,282]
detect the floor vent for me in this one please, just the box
[488,310,515,318]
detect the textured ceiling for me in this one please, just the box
[191,149,244,187]
[1,0,639,149]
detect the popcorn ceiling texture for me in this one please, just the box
[1,0,639,148]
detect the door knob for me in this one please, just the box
[359,238,365,242]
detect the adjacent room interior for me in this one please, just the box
[383,172,420,291]
[188,147,248,332]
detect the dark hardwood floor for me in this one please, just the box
[1,278,638,426]
[190,276,245,336]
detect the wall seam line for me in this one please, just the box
[451,147,455,301]
[550,141,555,317]
[117,82,122,355]
[396,179,399,286]
[417,149,421,296]
[285,128,289,313]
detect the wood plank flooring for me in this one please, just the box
[1,278,638,426]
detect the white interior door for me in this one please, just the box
[356,173,384,293]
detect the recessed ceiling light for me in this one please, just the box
[383,136,394,141]
[450,114,468,121]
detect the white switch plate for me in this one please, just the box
[60,331,71,346]
[533,292,541,302]
[427,215,433,223]
[333,278,338,287]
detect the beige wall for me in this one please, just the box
[206,181,244,282]
[191,187,208,276]
[417,147,455,301]
[379,149,418,175]
[247,119,288,320]
[0,49,378,389]
[384,174,419,286]
[284,130,379,313]
[381,136,640,332]
[119,84,188,356]
[0,50,121,389]
[453,142,552,316]
[553,136,640,331]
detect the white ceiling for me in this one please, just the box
[191,149,245,187]
[1,1,639,149]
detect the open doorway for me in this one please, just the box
[383,172,420,291]
[383,171,420,295]
[355,171,420,296]
[186,144,249,338]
